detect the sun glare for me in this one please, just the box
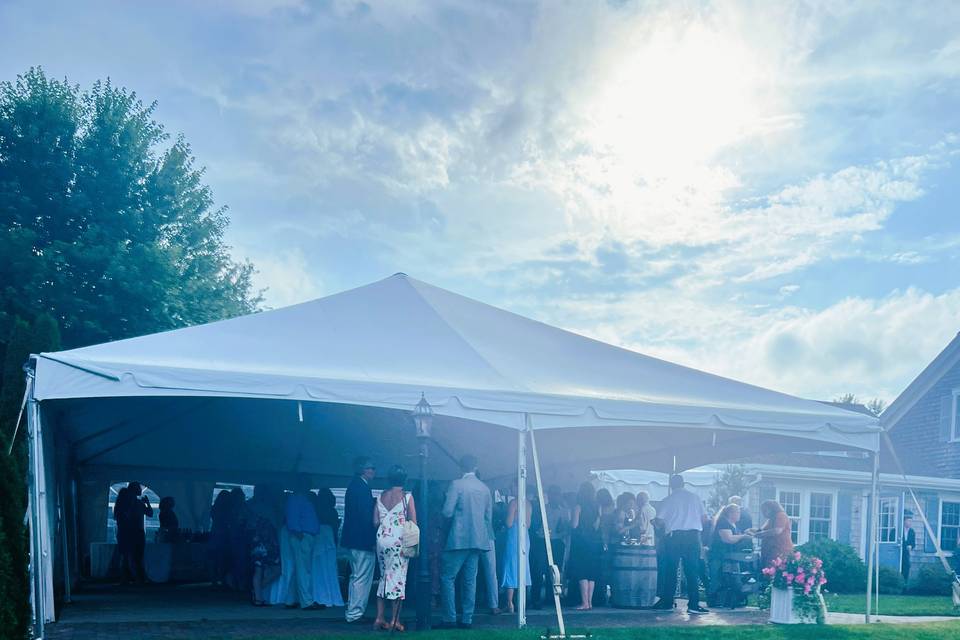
[588,22,769,176]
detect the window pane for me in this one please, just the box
[943,502,960,551]
[808,492,833,541]
[878,497,898,543]
[779,491,801,544]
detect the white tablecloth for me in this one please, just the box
[90,542,209,582]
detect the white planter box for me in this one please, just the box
[769,587,799,624]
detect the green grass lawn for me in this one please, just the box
[823,593,959,616]
[257,623,960,640]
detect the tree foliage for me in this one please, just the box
[0,67,261,638]
[707,464,749,511]
[0,67,260,349]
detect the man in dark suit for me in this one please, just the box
[902,514,916,583]
[342,456,377,623]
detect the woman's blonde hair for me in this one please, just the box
[713,502,740,529]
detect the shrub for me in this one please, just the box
[910,564,954,596]
[877,566,904,594]
[796,538,866,593]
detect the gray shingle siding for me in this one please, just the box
[888,359,960,478]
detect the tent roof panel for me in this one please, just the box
[34,273,880,452]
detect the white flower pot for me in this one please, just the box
[769,587,798,624]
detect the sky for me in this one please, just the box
[2,0,959,405]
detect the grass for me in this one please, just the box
[256,623,960,640]
[822,593,959,617]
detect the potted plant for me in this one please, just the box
[761,551,828,624]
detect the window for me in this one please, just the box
[106,483,160,543]
[779,490,801,544]
[808,492,833,541]
[953,390,960,442]
[878,497,898,543]
[942,501,960,552]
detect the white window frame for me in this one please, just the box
[808,491,835,542]
[776,486,838,545]
[878,496,899,544]
[940,498,960,554]
[952,389,960,442]
[777,489,802,545]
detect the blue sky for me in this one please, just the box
[2,0,959,403]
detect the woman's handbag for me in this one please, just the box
[402,493,420,558]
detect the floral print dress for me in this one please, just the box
[376,493,411,600]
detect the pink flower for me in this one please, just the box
[804,585,812,595]
[762,567,774,576]
[794,551,802,560]
[784,573,794,581]
[819,577,827,586]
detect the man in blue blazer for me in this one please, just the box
[342,456,377,623]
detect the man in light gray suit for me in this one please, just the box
[436,455,492,629]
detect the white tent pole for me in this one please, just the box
[865,450,879,623]
[527,414,566,635]
[517,427,527,629]
[26,371,48,637]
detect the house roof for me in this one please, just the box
[882,331,960,432]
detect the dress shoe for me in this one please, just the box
[687,605,709,614]
[650,599,673,610]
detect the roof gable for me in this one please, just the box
[882,331,960,431]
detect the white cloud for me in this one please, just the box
[537,286,960,404]
[241,247,325,309]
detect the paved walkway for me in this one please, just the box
[44,583,958,640]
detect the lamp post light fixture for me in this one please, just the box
[413,393,434,439]
[413,393,433,630]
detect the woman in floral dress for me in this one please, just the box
[373,465,417,631]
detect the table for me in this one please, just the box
[90,542,210,583]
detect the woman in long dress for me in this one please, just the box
[373,465,417,631]
[247,485,283,606]
[311,488,345,607]
[500,490,532,613]
[568,481,602,610]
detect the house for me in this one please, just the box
[596,332,960,583]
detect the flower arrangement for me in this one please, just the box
[760,551,828,623]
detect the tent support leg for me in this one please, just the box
[26,371,50,638]
[865,450,879,623]
[517,428,527,629]
[527,415,566,636]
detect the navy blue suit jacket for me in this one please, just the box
[341,475,376,551]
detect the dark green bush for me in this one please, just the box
[910,564,954,595]
[877,566,904,594]
[796,538,867,593]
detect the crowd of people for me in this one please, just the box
[113,461,802,629]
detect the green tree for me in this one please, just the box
[0,67,260,349]
[0,67,261,638]
[708,464,749,511]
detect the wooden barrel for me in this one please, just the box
[609,544,657,608]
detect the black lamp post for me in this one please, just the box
[413,393,434,630]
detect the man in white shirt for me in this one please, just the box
[652,474,708,614]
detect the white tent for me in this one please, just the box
[24,273,881,635]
